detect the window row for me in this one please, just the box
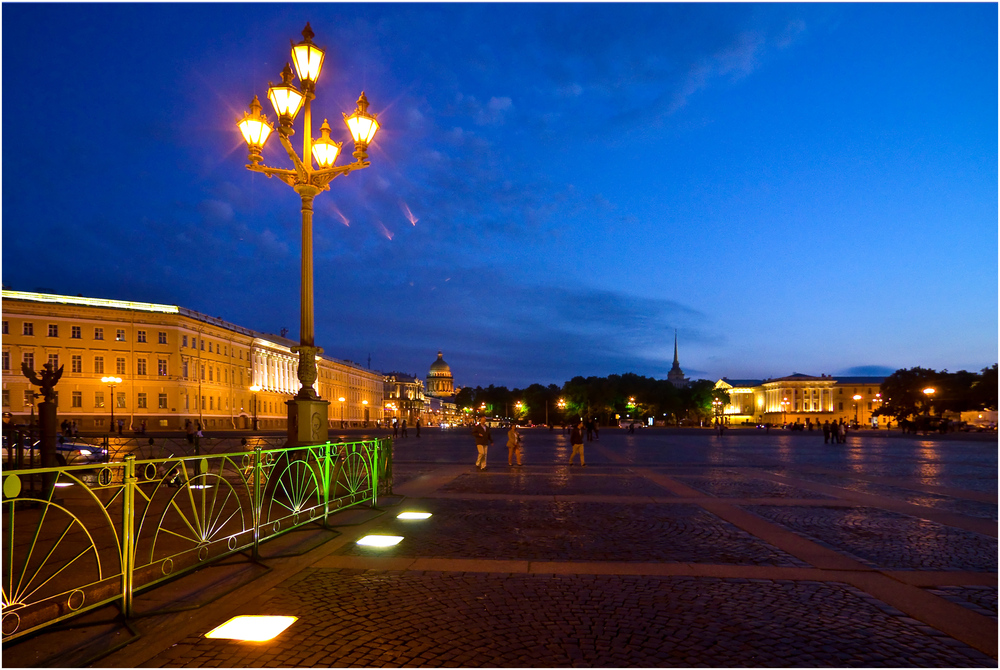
[180,335,246,360]
[3,321,171,344]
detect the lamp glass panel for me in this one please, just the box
[268,87,303,118]
[292,44,325,83]
[311,141,340,168]
[346,116,379,144]
[239,119,272,147]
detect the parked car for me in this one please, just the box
[1,438,108,466]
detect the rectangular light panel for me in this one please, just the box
[397,512,432,520]
[205,615,297,642]
[357,535,403,547]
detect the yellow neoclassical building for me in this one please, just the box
[1,290,383,432]
[715,373,887,427]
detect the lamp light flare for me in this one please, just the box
[330,204,350,227]
[376,220,393,240]
[400,201,418,225]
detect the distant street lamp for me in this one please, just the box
[249,385,261,431]
[780,397,789,426]
[922,387,936,417]
[338,396,346,428]
[101,376,122,435]
[237,23,381,446]
[362,399,369,426]
[852,394,862,427]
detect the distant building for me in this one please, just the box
[714,373,887,427]
[382,373,425,427]
[666,331,689,388]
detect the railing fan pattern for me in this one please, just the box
[1,438,392,642]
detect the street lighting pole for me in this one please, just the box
[237,23,381,447]
[852,394,862,428]
[249,385,261,431]
[102,376,122,435]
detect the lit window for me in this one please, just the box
[138,393,148,409]
[116,329,126,342]
[159,393,168,409]
[95,391,105,408]
[158,359,167,376]
[117,392,126,409]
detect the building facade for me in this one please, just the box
[382,373,425,427]
[1,290,383,432]
[715,373,887,427]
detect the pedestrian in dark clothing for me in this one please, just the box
[393,420,398,438]
[569,421,586,466]
[402,420,408,438]
[186,420,195,444]
[472,418,492,470]
[415,418,421,438]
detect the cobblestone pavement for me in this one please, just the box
[151,572,992,667]
[28,428,994,667]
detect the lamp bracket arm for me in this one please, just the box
[277,132,310,182]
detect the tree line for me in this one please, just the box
[874,364,997,422]
[454,364,998,427]
[454,373,726,426]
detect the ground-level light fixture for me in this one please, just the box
[397,512,431,520]
[205,615,298,642]
[357,535,403,547]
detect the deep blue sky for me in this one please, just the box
[3,3,996,388]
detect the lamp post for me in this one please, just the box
[922,387,936,417]
[362,399,369,427]
[780,397,789,427]
[237,23,380,447]
[852,394,862,428]
[249,385,261,431]
[338,397,346,428]
[102,376,122,435]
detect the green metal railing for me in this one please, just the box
[1,438,392,642]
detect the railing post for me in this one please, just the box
[252,445,262,561]
[122,456,136,618]
[372,440,379,507]
[323,441,332,525]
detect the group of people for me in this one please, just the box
[471,417,587,470]
[390,418,421,438]
[823,419,849,444]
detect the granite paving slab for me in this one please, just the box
[743,505,998,572]
[337,499,808,566]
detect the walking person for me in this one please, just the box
[507,423,523,467]
[415,418,421,438]
[401,419,408,438]
[472,417,492,471]
[393,419,399,438]
[822,420,831,444]
[569,420,586,466]
[838,420,847,444]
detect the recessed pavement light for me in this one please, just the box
[397,512,432,520]
[357,535,404,547]
[53,482,75,488]
[205,615,297,642]
[188,484,212,489]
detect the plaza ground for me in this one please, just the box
[4,427,997,667]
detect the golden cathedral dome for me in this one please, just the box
[428,351,451,377]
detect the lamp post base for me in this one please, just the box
[286,398,330,447]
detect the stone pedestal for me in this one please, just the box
[286,398,330,447]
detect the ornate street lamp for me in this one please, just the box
[237,23,381,446]
[852,394,862,427]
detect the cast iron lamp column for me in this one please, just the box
[237,23,380,446]
[102,376,122,435]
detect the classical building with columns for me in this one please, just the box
[715,373,887,427]
[1,290,383,432]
